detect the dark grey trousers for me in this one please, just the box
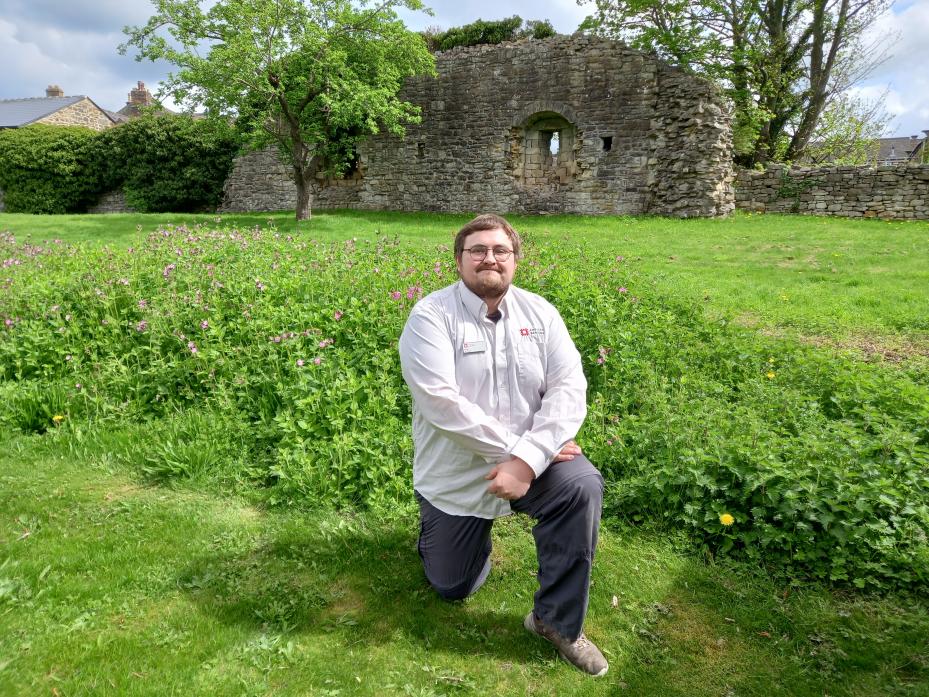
[415,455,603,641]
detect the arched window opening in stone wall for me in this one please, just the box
[510,112,577,187]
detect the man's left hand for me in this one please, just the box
[485,457,535,501]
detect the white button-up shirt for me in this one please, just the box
[398,280,588,518]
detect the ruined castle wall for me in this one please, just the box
[220,36,733,217]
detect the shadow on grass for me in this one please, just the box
[176,513,562,665]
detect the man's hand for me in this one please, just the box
[485,457,535,501]
[553,439,582,463]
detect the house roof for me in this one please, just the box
[876,135,925,163]
[0,95,86,127]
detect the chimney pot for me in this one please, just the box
[46,84,64,98]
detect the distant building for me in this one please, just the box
[875,132,927,164]
[0,85,117,130]
[115,81,169,120]
[0,82,178,131]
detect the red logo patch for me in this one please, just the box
[520,328,530,336]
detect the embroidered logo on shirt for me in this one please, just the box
[519,327,545,341]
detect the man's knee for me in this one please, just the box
[424,554,491,601]
[431,579,473,602]
[568,470,604,508]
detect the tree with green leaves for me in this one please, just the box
[579,0,893,166]
[803,90,890,164]
[122,0,435,220]
[422,16,557,52]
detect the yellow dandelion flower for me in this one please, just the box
[766,371,776,379]
[719,513,735,526]
[52,414,65,424]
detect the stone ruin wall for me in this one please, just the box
[736,164,929,219]
[220,35,734,217]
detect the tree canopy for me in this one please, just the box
[422,16,557,52]
[123,0,435,220]
[579,0,893,166]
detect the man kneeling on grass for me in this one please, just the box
[398,214,607,677]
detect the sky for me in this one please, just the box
[1,0,927,138]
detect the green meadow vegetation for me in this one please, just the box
[1,210,927,695]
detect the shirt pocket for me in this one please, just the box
[516,340,545,392]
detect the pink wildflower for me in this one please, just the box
[200,320,209,330]
[136,321,148,332]
[618,286,628,294]
[390,290,402,301]
[138,299,148,309]
[296,359,305,367]
[313,357,323,366]
[187,341,198,354]
[75,383,82,390]
[255,280,266,292]
[334,310,343,321]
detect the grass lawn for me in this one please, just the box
[1,210,928,694]
[2,437,927,696]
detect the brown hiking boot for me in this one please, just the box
[524,612,608,677]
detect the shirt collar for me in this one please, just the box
[456,280,510,321]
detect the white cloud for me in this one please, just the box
[856,0,929,136]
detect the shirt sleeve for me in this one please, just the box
[399,302,521,460]
[509,310,588,478]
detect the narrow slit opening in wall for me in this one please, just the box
[602,136,613,152]
[417,142,425,157]
[548,131,560,156]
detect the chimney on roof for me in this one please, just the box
[46,84,64,98]
[127,81,153,107]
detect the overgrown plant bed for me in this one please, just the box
[1,223,927,592]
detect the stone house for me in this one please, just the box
[0,85,117,131]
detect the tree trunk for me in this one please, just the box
[295,175,312,221]
[293,159,318,221]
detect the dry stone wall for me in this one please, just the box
[220,35,734,217]
[736,164,929,219]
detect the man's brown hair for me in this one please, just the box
[454,214,522,261]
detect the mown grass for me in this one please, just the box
[1,210,928,693]
[2,436,927,697]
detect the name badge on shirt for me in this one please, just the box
[462,340,486,354]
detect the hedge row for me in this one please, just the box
[0,115,240,214]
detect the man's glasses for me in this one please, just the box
[463,246,514,262]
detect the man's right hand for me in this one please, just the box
[552,439,582,463]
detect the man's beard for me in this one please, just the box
[464,267,509,300]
